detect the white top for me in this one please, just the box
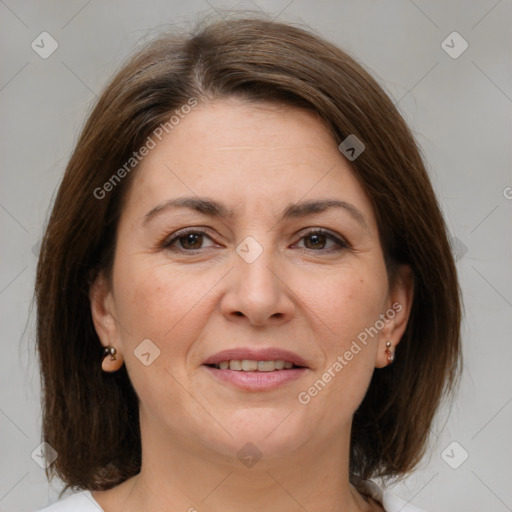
[35,480,427,511]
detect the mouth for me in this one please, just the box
[202,347,309,369]
[201,348,310,391]
[201,349,309,391]
[204,359,306,371]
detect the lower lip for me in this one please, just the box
[202,365,308,391]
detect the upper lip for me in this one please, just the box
[202,348,309,368]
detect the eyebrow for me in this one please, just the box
[143,196,370,231]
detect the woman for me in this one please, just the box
[35,13,462,512]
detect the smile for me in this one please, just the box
[206,359,302,371]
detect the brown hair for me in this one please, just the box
[35,12,462,495]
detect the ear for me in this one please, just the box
[89,271,124,372]
[375,264,414,368]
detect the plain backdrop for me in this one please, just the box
[1,1,511,511]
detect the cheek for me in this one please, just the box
[112,259,217,356]
[111,261,205,407]
[300,268,387,405]
[312,268,388,348]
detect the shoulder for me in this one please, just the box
[35,490,103,512]
[357,479,429,512]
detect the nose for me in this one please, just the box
[219,241,296,327]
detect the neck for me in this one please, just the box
[93,411,373,512]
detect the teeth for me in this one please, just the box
[214,359,298,371]
[229,360,242,370]
[257,360,276,371]
[241,360,258,371]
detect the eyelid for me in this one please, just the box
[294,227,351,250]
[161,226,219,249]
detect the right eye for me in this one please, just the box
[162,228,218,252]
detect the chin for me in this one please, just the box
[198,408,311,463]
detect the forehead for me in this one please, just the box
[122,99,376,229]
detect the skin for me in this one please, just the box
[90,98,413,512]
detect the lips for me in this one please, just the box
[202,348,309,368]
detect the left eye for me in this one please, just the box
[295,230,348,251]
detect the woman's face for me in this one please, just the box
[92,98,412,463]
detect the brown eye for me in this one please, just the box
[162,229,216,251]
[296,229,349,253]
[303,233,328,250]
[177,233,204,250]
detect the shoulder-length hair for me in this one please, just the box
[35,13,462,494]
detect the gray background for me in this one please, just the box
[1,0,511,511]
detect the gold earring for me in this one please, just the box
[102,345,122,373]
[385,341,394,364]
[103,346,117,361]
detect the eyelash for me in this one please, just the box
[161,227,350,254]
